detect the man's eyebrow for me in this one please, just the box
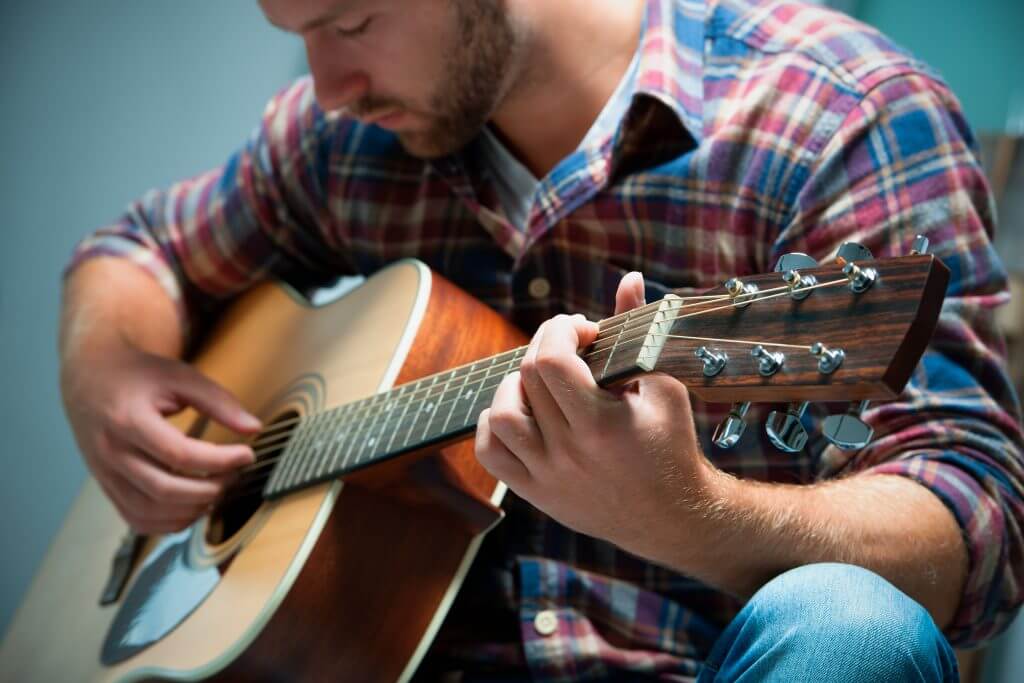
[266,3,352,34]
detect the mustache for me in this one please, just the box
[348,96,407,119]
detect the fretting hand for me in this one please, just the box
[475,272,721,561]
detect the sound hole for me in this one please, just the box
[205,410,298,546]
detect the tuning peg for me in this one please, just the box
[713,402,751,449]
[765,402,810,453]
[695,346,728,377]
[810,342,844,374]
[842,262,877,293]
[773,252,818,273]
[751,345,785,376]
[725,278,758,308]
[783,269,818,300]
[910,235,930,255]
[822,400,874,450]
[837,242,873,263]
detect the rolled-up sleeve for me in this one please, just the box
[64,76,348,341]
[776,70,1024,647]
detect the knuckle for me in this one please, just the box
[148,478,177,503]
[162,445,193,471]
[488,407,520,433]
[105,402,135,435]
[535,350,566,376]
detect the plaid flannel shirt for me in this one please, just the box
[67,0,1024,679]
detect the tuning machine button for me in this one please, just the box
[910,235,930,255]
[713,402,751,449]
[842,262,877,293]
[822,400,874,450]
[783,269,818,300]
[810,342,844,374]
[774,253,818,272]
[695,346,728,377]
[725,278,758,308]
[837,242,874,263]
[751,345,784,376]
[765,402,810,453]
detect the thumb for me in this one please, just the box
[614,271,646,316]
[167,364,263,434]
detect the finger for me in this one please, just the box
[487,372,545,471]
[529,314,606,423]
[116,450,233,505]
[165,364,262,434]
[129,409,255,475]
[475,408,531,487]
[519,320,571,432]
[614,271,646,316]
[105,468,209,533]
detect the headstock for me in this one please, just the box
[586,240,949,452]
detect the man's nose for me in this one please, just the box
[313,71,370,113]
[304,36,370,112]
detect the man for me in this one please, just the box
[59,0,1024,680]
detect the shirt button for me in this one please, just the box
[528,277,551,299]
[533,609,558,636]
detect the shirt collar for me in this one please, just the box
[630,0,707,143]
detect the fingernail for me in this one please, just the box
[240,412,262,430]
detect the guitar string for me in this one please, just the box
[214,277,852,503]
[242,277,844,458]
[241,278,845,473]
[239,279,811,452]
[236,282,811,461]
[235,292,737,448]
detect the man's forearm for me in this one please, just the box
[666,470,967,629]
[60,257,185,366]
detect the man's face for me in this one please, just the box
[260,0,519,158]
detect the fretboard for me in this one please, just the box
[262,302,671,499]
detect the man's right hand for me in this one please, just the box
[61,343,261,534]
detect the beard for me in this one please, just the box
[351,0,518,158]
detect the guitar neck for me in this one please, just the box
[263,253,948,499]
[261,315,655,499]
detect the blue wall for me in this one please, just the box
[0,0,304,635]
[855,0,1024,133]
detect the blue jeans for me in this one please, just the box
[697,563,959,682]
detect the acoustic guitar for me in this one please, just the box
[0,242,948,681]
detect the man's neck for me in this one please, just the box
[490,0,646,179]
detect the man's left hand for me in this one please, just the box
[475,272,721,561]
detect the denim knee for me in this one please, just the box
[700,563,958,682]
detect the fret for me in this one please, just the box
[296,412,330,486]
[312,406,345,480]
[420,371,455,443]
[384,383,413,455]
[439,368,467,435]
[344,395,380,471]
[401,374,438,449]
[338,402,367,470]
[358,392,398,466]
[344,393,385,466]
[325,404,355,472]
[600,308,630,381]
[463,355,496,425]
[279,414,318,490]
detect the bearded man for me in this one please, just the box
[60,0,1024,680]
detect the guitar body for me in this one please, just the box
[1,260,527,682]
